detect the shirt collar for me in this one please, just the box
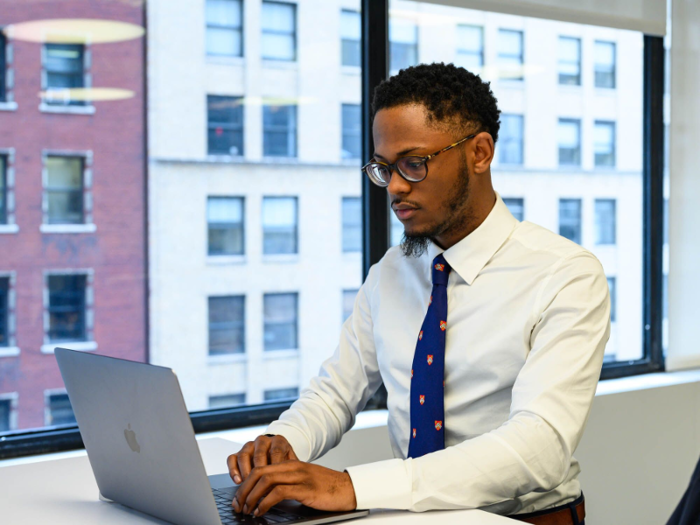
[427,191,518,286]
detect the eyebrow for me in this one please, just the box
[373,146,423,161]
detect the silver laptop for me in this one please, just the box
[54,347,370,525]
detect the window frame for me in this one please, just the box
[0,31,6,103]
[558,35,582,86]
[0,3,666,459]
[42,151,94,228]
[262,196,298,255]
[207,95,245,156]
[595,40,617,89]
[263,104,297,158]
[455,24,484,72]
[207,295,246,355]
[205,0,244,58]
[497,28,524,81]
[41,43,89,107]
[207,196,245,256]
[261,1,297,62]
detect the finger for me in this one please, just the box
[287,447,298,461]
[244,468,304,515]
[254,485,300,517]
[226,454,242,484]
[232,463,302,514]
[269,437,289,464]
[237,442,256,481]
[252,436,273,469]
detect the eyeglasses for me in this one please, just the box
[361,132,479,187]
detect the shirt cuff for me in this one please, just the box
[263,422,313,463]
[345,458,413,510]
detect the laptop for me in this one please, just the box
[54,347,370,525]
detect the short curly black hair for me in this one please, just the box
[372,62,501,144]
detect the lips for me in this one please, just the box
[395,207,418,220]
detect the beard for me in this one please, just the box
[399,151,471,258]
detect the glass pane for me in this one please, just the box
[48,275,87,342]
[46,157,82,188]
[47,190,84,224]
[0,277,8,347]
[209,393,246,408]
[264,387,299,401]
[264,293,297,351]
[206,0,241,27]
[0,157,6,224]
[48,393,76,426]
[341,10,361,40]
[342,197,361,252]
[457,25,482,52]
[595,199,616,245]
[342,289,358,323]
[0,400,9,432]
[206,27,242,56]
[261,33,295,61]
[503,198,524,221]
[208,296,244,354]
[262,2,295,32]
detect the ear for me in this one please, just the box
[472,132,494,174]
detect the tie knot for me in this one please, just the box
[431,254,451,286]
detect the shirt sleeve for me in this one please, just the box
[264,263,384,463]
[345,251,611,511]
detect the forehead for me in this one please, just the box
[372,104,452,155]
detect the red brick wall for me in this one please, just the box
[0,0,147,430]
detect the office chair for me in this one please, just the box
[667,453,700,524]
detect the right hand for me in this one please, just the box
[227,434,298,484]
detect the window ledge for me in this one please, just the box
[207,255,246,265]
[206,154,246,163]
[262,254,299,263]
[208,353,247,365]
[262,349,299,360]
[0,347,20,358]
[261,59,298,69]
[40,224,97,234]
[597,368,700,396]
[341,65,361,75]
[0,225,19,234]
[594,87,617,95]
[205,55,245,66]
[41,341,98,354]
[0,101,18,112]
[39,103,96,115]
[261,156,300,164]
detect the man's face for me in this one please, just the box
[372,104,476,257]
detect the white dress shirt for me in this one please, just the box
[265,191,611,516]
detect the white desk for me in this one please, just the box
[0,437,517,524]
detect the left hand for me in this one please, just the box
[230,460,357,517]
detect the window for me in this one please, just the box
[608,277,616,323]
[43,44,85,106]
[342,197,362,253]
[559,199,582,244]
[262,197,297,254]
[390,18,418,73]
[0,32,5,102]
[595,199,616,245]
[558,36,581,85]
[208,296,245,355]
[264,293,298,351]
[0,277,8,347]
[499,114,523,165]
[207,197,244,256]
[0,155,6,225]
[261,1,296,61]
[341,10,361,67]
[47,274,87,343]
[264,387,299,402]
[0,398,11,432]
[341,104,361,160]
[46,392,76,426]
[207,95,244,156]
[45,156,84,225]
[595,40,616,88]
[263,104,297,157]
[498,29,523,80]
[206,0,243,57]
[209,394,246,408]
[558,118,581,166]
[503,198,524,221]
[455,25,483,72]
[342,289,358,323]
[594,121,616,167]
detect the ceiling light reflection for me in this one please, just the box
[4,19,144,44]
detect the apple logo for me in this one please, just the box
[124,423,141,453]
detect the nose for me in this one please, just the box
[386,165,412,196]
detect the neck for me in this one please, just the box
[432,189,497,250]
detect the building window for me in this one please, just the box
[595,41,616,89]
[558,118,581,166]
[263,104,297,157]
[208,197,244,256]
[499,114,523,165]
[43,44,86,106]
[342,289,358,323]
[390,18,418,73]
[261,1,296,61]
[608,277,616,322]
[503,198,524,221]
[209,393,246,408]
[208,296,245,355]
[559,198,582,244]
[44,156,86,225]
[498,29,523,80]
[342,197,361,252]
[262,197,298,254]
[594,121,616,167]
[264,293,298,351]
[0,32,5,103]
[264,387,299,401]
[341,104,361,160]
[207,95,244,156]
[0,277,8,347]
[558,36,581,85]
[0,395,17,432]
[206,0,243,57]
[455,25,483,73]
[47,274,88,343]
[341,10,361,67]
[46,392,76,426]
[595,199,616,245]
[0,155,6,225]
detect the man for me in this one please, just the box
[227,63,609,525]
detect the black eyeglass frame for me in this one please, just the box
[361,132,480,187]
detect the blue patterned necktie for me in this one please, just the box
[408,253,452,458]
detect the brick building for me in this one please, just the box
[0,0,147,431]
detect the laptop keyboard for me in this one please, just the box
[213,488,305,524]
